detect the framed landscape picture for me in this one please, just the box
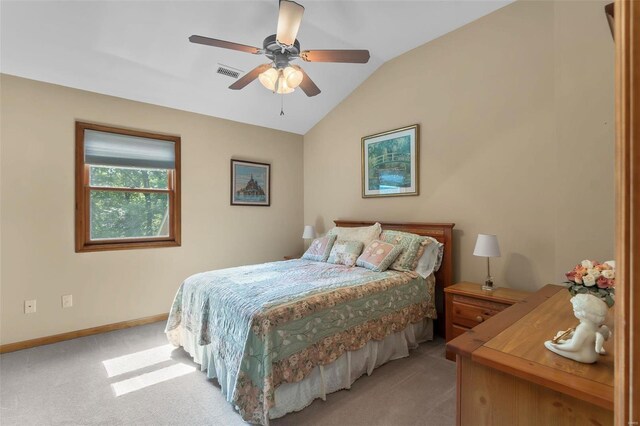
[230,159,270,206]
[361,124,419,198]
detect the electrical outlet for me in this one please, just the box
[62,294,73,308]
[24,300,36,314]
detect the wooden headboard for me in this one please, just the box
[333,220,455,337]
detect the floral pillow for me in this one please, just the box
[302,235,337,262]
[380,230,428,272]
[327,240,364,267]
[356,240,403,272]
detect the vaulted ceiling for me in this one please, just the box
[1,1,512,134]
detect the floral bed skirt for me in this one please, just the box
[167,318,433,423]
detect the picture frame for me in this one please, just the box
[361,124,419,198]
[230,159,271,206]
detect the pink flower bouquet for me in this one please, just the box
[565,260,615,307]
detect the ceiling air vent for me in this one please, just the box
[216,65,241,79]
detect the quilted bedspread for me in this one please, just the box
[165,259,436,424]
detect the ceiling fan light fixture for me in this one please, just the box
[259,66,302,94]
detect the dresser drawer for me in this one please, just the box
[451,299,506,328]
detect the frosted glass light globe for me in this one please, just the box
[274,74,294,94]
[258,68,278,91]
[259,66,301,94]
[283,66,303,89]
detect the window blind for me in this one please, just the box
[84,130,175,169]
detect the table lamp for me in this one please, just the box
[302,225,316,240]
[302,225,316,249]
[473,234,501,291]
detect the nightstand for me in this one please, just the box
[444,282,530,361]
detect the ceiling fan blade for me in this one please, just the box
[189,35,260,54]
[229,64,272,90]
[276,0,305,46]
[300,50,370,64]
[294,66,321,97]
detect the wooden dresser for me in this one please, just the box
[444,282,530,360]
[447,284,614,426]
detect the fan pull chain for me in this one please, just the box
[280,95,285,116]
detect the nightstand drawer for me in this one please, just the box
[451,300,502,328]
[452,294,512,311]
[451,324,470,339]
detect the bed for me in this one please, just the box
[165,220,454,424]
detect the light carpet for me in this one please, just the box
[0,322,455,425]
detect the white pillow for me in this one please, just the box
[414,237,444,278]
[327,223,382,247]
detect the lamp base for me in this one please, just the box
[482,279,495,292]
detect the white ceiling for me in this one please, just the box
[1,1,512,135]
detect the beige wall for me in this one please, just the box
[0,75,304,345]
[304,0,615,291]
[0,0,615,345]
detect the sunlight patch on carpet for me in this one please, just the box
[102,344,175,377]
[111,363,196,396]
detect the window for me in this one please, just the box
[75,122,181,252]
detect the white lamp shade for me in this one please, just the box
[473,234,501,257]
[302,225,316,239]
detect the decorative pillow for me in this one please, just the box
[328,240,364,267]
[302,235,337,262]
[327,223,382,247]
[414,237,444,278]
[356,240,403,272]
[380,230,428,272]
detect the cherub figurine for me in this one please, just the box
[544,294,611,364]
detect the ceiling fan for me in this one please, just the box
[189,0,371,97]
